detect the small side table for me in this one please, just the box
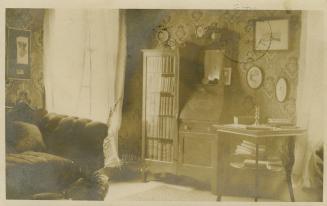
[214,124,306,202]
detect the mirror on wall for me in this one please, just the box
[202,50,224,85]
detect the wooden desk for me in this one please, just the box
[214,124,306,202]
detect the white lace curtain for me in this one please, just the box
[43,9,126,167]
[293,11,325,188]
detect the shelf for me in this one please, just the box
[147,71,175,75]
[229,160,284,173]
[158,114,175,118]
[161,73,175,77]
[144,159,174,164]
[146,114,176,120]
[146,136,174,141]
[230,163,284,173]
[160,92,174,97]
[147,91,175,96]
[231,154,268,161]
[147,114,175,118]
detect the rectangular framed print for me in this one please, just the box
[6,27,32,79]
[254,19,289,51]
[223,67,232,86]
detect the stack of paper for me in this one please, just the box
[234,140,266,156]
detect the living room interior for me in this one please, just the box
[4,8,324,202]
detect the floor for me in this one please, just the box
[105,177,323,202]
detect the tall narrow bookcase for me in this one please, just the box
[142,49,179,177]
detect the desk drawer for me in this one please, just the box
[179,120,217,133]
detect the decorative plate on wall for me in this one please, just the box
[156,30,169,42]
[276,77,288,102]
[175,24,187,42]
[246,66,263,89]
[195,25,206,38]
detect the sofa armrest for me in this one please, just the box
[39,113,108,174]
[65,169,109,200]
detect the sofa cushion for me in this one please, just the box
[6,151,82,199]
[38,113,68,137]
[40,113,108,174]
[6,121,46,153]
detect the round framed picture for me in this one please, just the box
[246,66,263,89]
[156,30,169,42]
[276,77,288,102]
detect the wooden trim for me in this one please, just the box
[173,49,180,163]
[141,53,147,160]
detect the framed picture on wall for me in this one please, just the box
[275,77,288,102]
[223,67,232,86]
[254,19,289,51]
[6,27,32,79]
[247,66,263,89]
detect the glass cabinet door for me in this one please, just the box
[142,50,179,162]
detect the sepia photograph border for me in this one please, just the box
[0,0,327,206]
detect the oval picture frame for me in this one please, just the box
[275,77,288,102]
[246,66,263,89]
[157,30,169,43]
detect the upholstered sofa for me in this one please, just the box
[5,102,110,200]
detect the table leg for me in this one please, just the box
[254,142,259,202]
[280,136,295,202]
[216,135,224,201]
[287,173,295,202]
[286,136,295,202]
[141,161,148,183]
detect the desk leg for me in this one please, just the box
[280,136,295,202]
[254,142,259,202]
[216,135,224,201]
[286,136,295,202]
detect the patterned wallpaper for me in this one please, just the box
[5,9,45,109]
[119,10,301,157]
[150,10,301,122]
